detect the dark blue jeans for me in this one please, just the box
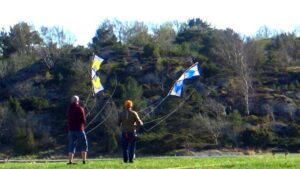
[121,132,137,162]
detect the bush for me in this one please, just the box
[288,83,296,91]
[21,96,49,111]
[58,73,64,84]
[169,43,190,57]
[14,128,36,154]
[139,129,178,155]
[244,115,261,125]
[113,44,128,55]
[45,71,53,80]
[295,80,300,88]
[143,43,160,59]
[240,127,273,148]
[103,128,118,153]
[9,97,25,117]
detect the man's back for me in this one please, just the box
[68,103,86,131]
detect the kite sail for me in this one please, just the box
[169,80,184,97]
[169,62,201,97]
[91,55,104,94]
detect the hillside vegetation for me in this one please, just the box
[1,19,300,157]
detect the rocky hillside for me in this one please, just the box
[1,19,300,157]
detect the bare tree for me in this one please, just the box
[255,25,273,39]
[40,26,75,49]
[0,45,3,57]
[212,29,253,115]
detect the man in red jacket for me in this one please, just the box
[67,95,88,164]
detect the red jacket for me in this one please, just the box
[67,103,86,131]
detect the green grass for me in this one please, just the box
[0,154,300,169]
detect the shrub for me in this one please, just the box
[240,127,273,148]
[9,97,25,117]
[143,43,160,59]
[295,80,300,88]
[45,71,53,80]
[113,44,128,55]
[103,128,118,153]
[289,83,296,91]
[14,128,36,154]
[21,96,49,111]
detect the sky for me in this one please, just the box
[1,0,299,46]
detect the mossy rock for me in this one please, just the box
[285,66,300,73]
[254,93,274,100]
[273,94,294,103]
[256,87,275,93]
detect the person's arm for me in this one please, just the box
[80,107,86,124]
[134,111,143,126]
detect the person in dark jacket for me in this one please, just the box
[118,100,143,163]
[67,95,88,164]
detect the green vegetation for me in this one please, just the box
[1,18,300,157]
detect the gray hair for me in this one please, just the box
[71,95,79,103]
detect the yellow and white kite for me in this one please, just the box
[91,55,104,94]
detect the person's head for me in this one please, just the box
[124,100,133,109]
[71,95,79,104]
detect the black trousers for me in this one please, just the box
[121,132,137,162]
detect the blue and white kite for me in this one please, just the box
[139,62,202,122]
[169,62,201,97]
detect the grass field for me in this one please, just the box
[0,154,299,169]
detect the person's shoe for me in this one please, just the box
[129,160,134,163]
[67,162,77,165]
[83,160,86,164]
